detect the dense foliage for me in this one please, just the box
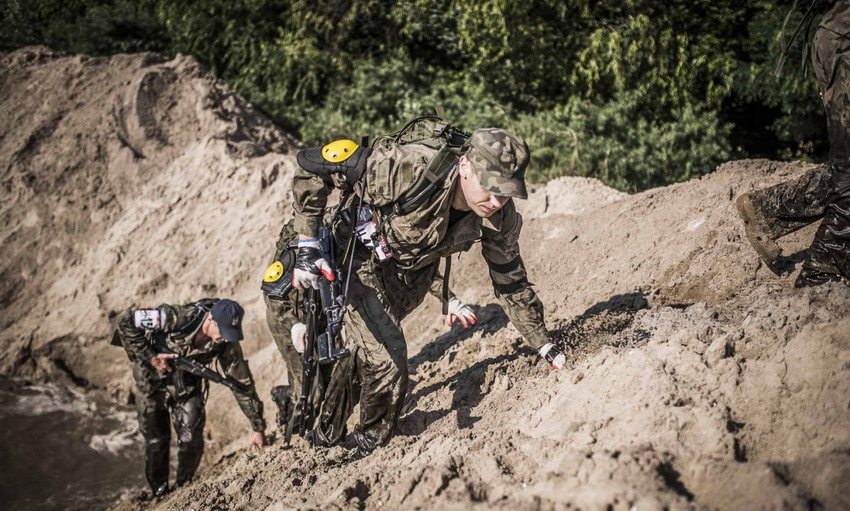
[0,0,828,191]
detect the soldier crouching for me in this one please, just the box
[113,298,266,497]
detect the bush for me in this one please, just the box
[0,0,827,191]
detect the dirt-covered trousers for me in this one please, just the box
[131,360,206,491]
[800,1,850,284]
[330,255,439,451]
[265,292,305,402]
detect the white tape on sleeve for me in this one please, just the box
[133,309,164,330]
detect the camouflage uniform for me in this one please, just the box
[738,1,850,285]
[116,300,265,493]
[291,128,546,451]
[265,224,460,444]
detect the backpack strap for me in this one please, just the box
[168,299,216,340]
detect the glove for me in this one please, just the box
[292,239,335,290]
[539,342,565,370]
[446,297,477,328]
[290,322,306,354]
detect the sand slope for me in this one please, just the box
[0,48,847,510]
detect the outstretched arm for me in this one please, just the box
[219,343,267,437]
[481,202,548,349]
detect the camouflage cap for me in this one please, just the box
[465,128,530,199]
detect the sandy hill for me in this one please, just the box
[0,47,847,510]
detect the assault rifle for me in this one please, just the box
[285,225,350,445]
[316,225,349,364]
[158,348,252,396]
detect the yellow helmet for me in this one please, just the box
[321,140,359,163]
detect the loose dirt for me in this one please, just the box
[1,47,847,510]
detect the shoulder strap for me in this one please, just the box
[168,299,215,340]
[193,298,217,312]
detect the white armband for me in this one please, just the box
[133,309,165,330]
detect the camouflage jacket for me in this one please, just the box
[116,301,266,432]
[273,218,455,304]
[292,143,547,348]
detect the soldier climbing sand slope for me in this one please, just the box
[112,298,267,497]
[737,0,850,285]
[262,221,477,442]
[287,124,562,456]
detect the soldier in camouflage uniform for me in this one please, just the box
[265,222,476,442]
[289,128,561,455]
[115,298,266,496]
[737,0,850,286]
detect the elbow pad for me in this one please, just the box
[296,140,371,188]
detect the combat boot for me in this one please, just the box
[795,266,843,287]
[271,385,293,427]
[150,482,170,498]
[736,193,783,267]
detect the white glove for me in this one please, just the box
[292,240,335,290]
[539,342,565,370]
[290,322,306,354]
[446,297,477,328]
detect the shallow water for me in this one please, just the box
[0,380,145,511]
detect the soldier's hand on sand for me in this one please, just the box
[249,431,267,450]
[446,297,477,328]
[149,353,178,372]
[539,342,566,370]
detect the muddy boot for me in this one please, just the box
[795,266,843,287]
[736,193,783,268]
[150,482,170,499]
[305,428,335,448]
[349,427,375,461]
[271,385,293,428]
[736,166,833,270]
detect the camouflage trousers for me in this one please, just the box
[130,361,205,493]
[814,0,850,165]
[748,3,850,286]
[266,248,438,451]
[339,257,438,451]
[266,229,438,450]
[799,2,850,285]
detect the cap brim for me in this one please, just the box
[479,172,528,200]
[219,324,243,342]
